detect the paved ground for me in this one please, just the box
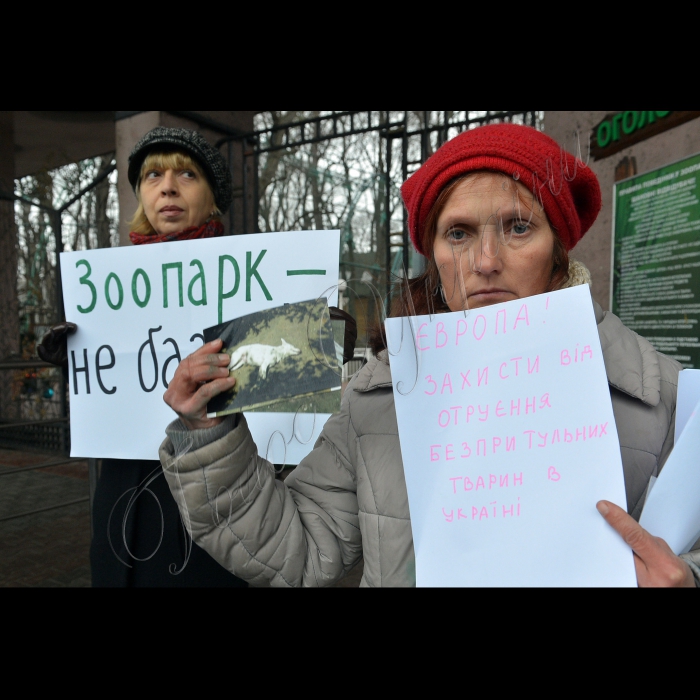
[0,449,92,587]
[0,448,363,588]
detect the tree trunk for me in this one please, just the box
[310,139,324,231]
[95,156,113,248]
[0,112,19,419]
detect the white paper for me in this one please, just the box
[675,369,700,443]
[246,411,329,465]
[385,285,635,587]
[60,230,340,461]
[640,394,700,554]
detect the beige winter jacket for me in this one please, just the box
[159,300,700,587]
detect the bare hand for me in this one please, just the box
[597,500,695,587]
[163,339,235,431]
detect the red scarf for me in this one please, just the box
[129,219,224,246]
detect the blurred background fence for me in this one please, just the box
[223,110,543,343]
[0,155,118,452]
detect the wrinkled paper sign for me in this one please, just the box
[640,369,700,554]
[385,285,636,587]
[60,230,340,462]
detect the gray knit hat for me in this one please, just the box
[128,127,233,214]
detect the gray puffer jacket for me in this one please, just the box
[159,301,700,586]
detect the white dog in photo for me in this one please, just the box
[228,338,301,380]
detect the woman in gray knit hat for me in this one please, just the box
[39,127,246,588]
[125,126,233,244]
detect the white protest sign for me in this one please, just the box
[60,230,340,461]
[674,369,700,443]
[640,373,700,554]
[385,285,636,587]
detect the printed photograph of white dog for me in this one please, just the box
[204,299,341,417]
[228,339,301,380]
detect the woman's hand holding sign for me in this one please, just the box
[597,500,695,587]
[163,339,234,431]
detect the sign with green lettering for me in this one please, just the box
[612,153,700,368]
[59,230,341,460]
[591,111,700,160]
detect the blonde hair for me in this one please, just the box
[128,151,222,235]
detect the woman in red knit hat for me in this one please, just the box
[382,123,600,321]
[158,123,699,587]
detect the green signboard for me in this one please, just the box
[612,152,700,368]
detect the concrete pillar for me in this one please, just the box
[0,111,19,418]
[544,111,700,309]
[544,112,611,308]
[115,111,256,246]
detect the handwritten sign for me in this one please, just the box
[60,230,340,461]
[385,285,636,587]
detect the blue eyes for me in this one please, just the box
[445,222,531,244]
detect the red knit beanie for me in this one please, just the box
[401,123,601,256]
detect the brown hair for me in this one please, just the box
[369,173,570,355]
[128,151,222,236]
